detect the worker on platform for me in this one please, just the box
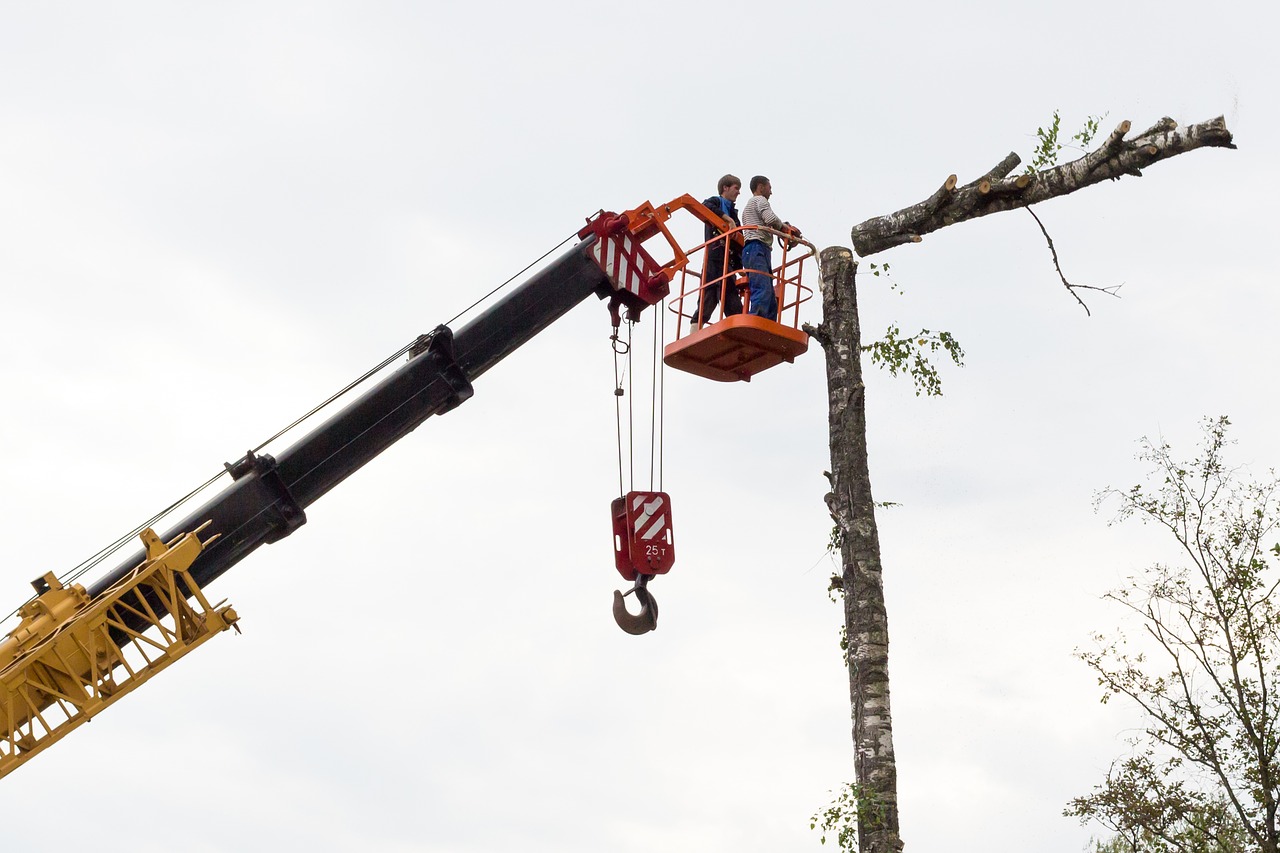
[741,175,802,322]
[693,174,743,331]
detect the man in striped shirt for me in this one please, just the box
[740,175,801,322]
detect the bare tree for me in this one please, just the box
[810,115,1235,852]
[1070,417,1280,853]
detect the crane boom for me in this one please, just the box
[0,214,669,779]
[89,235,614,601]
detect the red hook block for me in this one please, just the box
[611,491,675,582]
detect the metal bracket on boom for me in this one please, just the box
[407,325,474,414]
[224,450,306,544]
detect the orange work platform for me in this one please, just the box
[663,314,809,382]
[662,223,817,383]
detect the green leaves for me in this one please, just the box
[1076,417,1280,850]
[1068,751,1245,853]
[862,324,966,397]
[858,261,964,395]
[1027,109,1108,173]
[866,261,902,293]
[811,783,889,851]
[827,522,845,555]
[1074,114,1103,149]
[1030,109,1065,173]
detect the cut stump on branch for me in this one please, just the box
[850,116,1235,257]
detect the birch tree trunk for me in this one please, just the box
[806,247,902,853]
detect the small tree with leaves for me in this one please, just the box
[1070,417,1280,853]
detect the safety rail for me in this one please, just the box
[666,225,818,339]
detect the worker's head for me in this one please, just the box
[718,173,741,201]
[750,175,772,198]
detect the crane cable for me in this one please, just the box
[648,302,666,492]
[2,228,584,625]
[658,297,666,491]
[612,321,632,496]
[443,229,579,327]
[613,298,668,498]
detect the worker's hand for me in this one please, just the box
[782,222,803,249]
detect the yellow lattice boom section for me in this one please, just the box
[0,525,238,779]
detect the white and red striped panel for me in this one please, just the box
[630,492,669,543]
[625,490,674,575]
[591,233,659,300]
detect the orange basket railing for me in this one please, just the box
[666,225,817,339]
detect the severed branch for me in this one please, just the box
[850,116,1236,257]
[1025,207,1121,316]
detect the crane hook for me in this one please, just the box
[613,574,658,635]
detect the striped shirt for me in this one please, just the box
[741,194,785,247]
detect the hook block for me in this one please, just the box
[611,491,675,582]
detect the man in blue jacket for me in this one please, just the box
[694,174,743,330]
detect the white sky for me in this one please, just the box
[0,2,1275,851]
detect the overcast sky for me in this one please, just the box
[1,3,1276,851]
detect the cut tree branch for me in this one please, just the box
[850,116,1236,257]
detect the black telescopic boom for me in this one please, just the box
[88,236,612,600]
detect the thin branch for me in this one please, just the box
[1025,207,1122,316]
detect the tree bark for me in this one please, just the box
[806,247,903,853]
[851,116,1235,257]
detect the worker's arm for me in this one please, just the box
[756,198,786,230]
[760,200,802,239]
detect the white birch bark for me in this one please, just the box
[850,116,1235,257]
[806,248,903,853]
